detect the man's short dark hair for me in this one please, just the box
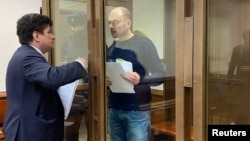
[16,13,53,44]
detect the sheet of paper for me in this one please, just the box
[106,61,135,93]
[57,80,79,119]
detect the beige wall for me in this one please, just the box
[0,0,42,91]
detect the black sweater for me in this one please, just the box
[107,35,166,111]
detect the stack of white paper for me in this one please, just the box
[57,80,79,119]
[106,61,135,93]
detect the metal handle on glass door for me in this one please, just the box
[183,17,194,88]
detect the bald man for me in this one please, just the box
[106,7,166,141]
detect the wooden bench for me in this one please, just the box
[151,121,193,141]
[0,91,7,140]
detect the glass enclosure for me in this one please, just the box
[42,0,250,140]
[105,0,176,141]
[49,0,179,140]
[207,0,250,125]
[50,0,89,140]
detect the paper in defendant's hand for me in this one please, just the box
[106,61,135,93]
[58,80,79,119]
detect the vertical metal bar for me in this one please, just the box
[87,0,106,140]
[176,0,185,140]
[184,17,194,88]
[193,0,206,140]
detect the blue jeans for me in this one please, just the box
[108,108,151,141]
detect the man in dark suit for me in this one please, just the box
[226,29,250,124]
[228,29,250,79]
[3,13,88,141]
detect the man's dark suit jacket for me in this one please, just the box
[3,44,87,141]
[228,44,250,79]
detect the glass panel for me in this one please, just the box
[105,0,176,141]
[51,0,89,140]
[207,0,250,125]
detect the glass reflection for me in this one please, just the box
[207,0,250,125]
[61,11,88,63]
[52,0,88,141]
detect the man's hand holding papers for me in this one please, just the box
[106,59,135,93]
